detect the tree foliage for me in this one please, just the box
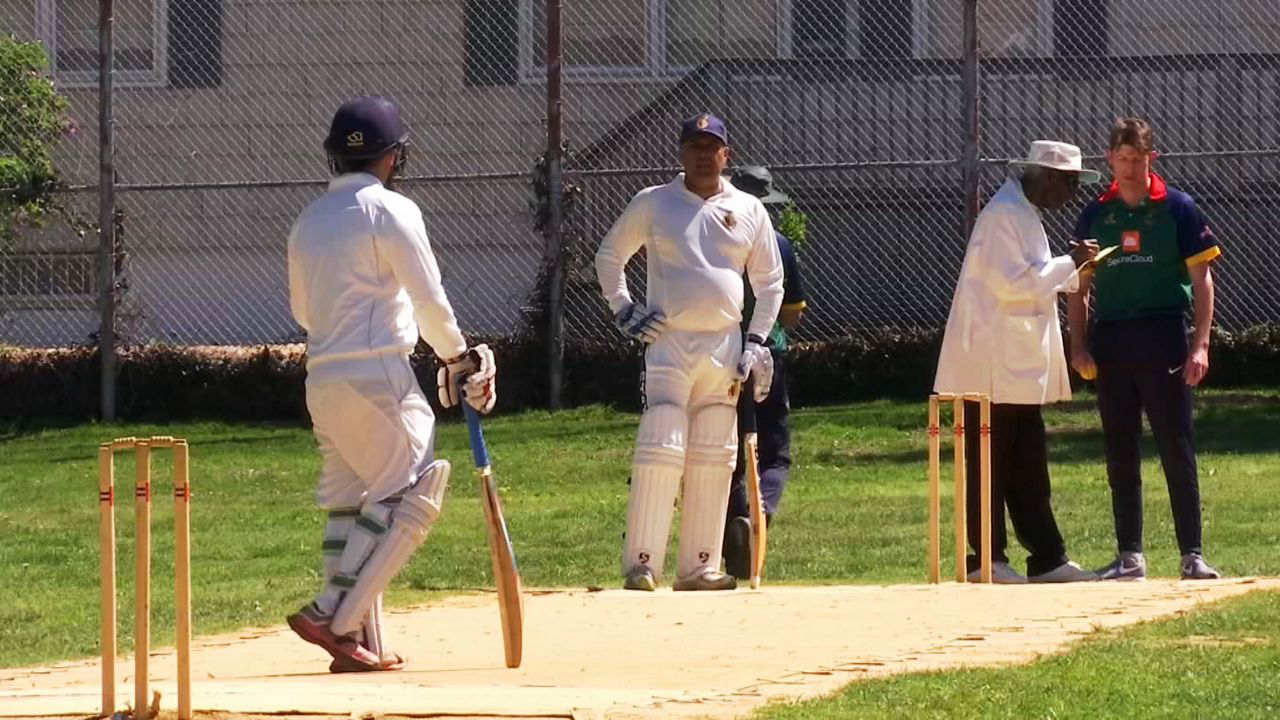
[0,34,71,241]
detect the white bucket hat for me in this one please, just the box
[1009,140,1101,184]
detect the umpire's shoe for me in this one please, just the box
[723,516,752,580]
[673,569,738,591]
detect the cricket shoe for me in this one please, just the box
[329,650,406,673]
[723,515,752,580]
[672,569,738,591]
[1030,560,1098,583]
[623,565,657,591]
[1180,553,1222,580]
[286,604,380,671]
[1095,552,1147,581]
[966,561,1027,584]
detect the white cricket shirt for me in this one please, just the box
[595,174,784,339]
[288,173,468,378]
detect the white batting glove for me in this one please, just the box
[735,335,773,402]
[436,344,497,414]
[613,302,667,344]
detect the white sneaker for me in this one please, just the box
[1030,560,1098,583]
[1095,552,1147,581]
[967,561,1027,584]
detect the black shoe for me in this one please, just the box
[723,516,751,580]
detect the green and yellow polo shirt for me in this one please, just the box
[1073,173,1221,322]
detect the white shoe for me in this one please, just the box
[967,561,1027,584]
[1030,560,1098,583]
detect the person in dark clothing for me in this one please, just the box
[722,166,807,579]
[1068,118,1222,581]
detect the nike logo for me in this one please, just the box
[1168,365,1184,375]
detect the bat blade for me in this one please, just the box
[462,402,524,668]
[744,432,768,589]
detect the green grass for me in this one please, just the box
[753,589,1280,719]
[3,389,1279,716]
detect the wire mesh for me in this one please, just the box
[2,0,1278,354]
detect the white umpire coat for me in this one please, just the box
[934,176,1080,405]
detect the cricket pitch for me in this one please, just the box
[3,578,1277,720]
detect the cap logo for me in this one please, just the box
[697,115,710,130]
[346,131,364,147]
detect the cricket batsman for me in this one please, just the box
[595,113,784,591]
[285,96,496,671]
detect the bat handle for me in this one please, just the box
[459,380,491,469]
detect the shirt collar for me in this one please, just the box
[328,172,383,191]
[1004,175,1039,214]
[1098,172,1167,204]
[672,172,727,202]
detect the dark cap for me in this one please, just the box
[679,113,729,145]
[324,96,409,159]
[730,165,791,205]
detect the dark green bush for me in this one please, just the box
[2,324,1277,422]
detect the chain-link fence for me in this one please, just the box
[2,1,1278,400]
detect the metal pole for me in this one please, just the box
[960,0,981,239]
[546,0,565,410]
[97,0,116,421]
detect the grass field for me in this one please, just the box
[3,389,1279,717]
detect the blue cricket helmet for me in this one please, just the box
[324,96,409,159]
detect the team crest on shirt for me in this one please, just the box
[1122,230,1141,253]
[1104,214,1117,225]
[722,211,736,229]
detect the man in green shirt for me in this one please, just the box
[1068,118,1222,581]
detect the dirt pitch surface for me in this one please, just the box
[4,578,1277,720]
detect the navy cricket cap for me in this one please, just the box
[680,113,729,145]
[324,96,409,159]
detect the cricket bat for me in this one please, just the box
[742,378,768,589]
[462,400,524,668]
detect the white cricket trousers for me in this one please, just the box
[305,352,437,509]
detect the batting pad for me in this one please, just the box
[331,461,450,636]
[315,498,397,617]
[321,508,359,581]
[320,509,386,652]
[623,404,687,580]
[678,403,737,579]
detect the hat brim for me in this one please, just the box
[680,130,728,145]
[758,189,792,205]
[1009,160,1101,184]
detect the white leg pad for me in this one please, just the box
[622,404,687,581]
[677,403,738,579]
[332,460,450,636]
[363,595,385,659]
[321,508,359,582]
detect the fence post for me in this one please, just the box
[97,0,116,421]
[545,0,565,410]
[960,0,981,239]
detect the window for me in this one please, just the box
[35,1,223,89]
[515,0,783,81]
[790,0,923,60]
[1052,0,1110,58]
[0,252,97,299]
[36,0,168,87]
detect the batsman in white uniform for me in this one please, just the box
[286,96,496,671]
[596,113,784,591]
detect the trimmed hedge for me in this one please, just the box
[2,324,1278,422]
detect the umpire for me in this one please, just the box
[723,166,807,579]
